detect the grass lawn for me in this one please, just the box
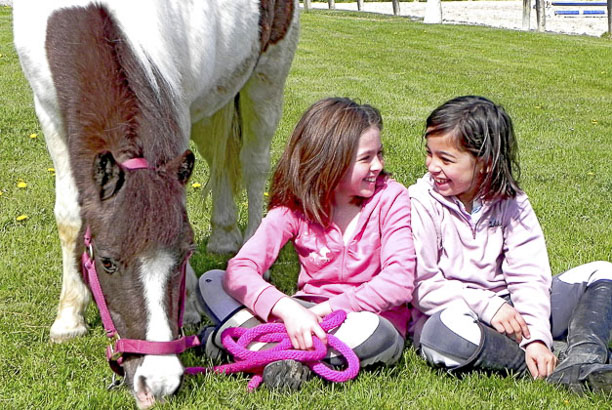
[1,6,611,409]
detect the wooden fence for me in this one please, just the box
[300,0,611,36]
[303,1,402,15]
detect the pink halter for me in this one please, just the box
[81,157,199,376]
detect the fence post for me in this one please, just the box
[357,0,364,11]
[424,0,443,23]
[328,0,335,10]
[303,0,311,12]
[535,0,546,32]
[392,0,400,16]
[608,0,611,37]
[522,0,530,30]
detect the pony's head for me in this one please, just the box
[83,149,195,406]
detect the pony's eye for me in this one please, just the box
[100,257,118,274]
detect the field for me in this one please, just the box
[1,6,611,409]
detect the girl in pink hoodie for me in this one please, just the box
[196,97,416,391]
[409,95,612,394]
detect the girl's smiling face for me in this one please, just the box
[425,131,484,210]
[333,126,384,206]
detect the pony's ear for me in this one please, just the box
[174,150,195,185]
[93,152,125,200]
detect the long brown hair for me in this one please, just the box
[268,97,384,226]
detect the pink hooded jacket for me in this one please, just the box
[224,177,416,336]
[408,174,553,348]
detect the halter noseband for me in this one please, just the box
[81,157,199,376]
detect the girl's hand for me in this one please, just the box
[491,303,530,342]
[271,297,327,350]
[309,301,332,320]
[525,341,557,379]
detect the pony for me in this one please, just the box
[13,0,298,407]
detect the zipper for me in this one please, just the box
[429,188,486,239]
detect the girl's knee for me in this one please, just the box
[330,311,404,367]
[420,309,481,368]
[197,269,243,325]
[556,261,612,286]
[589,261,612,284]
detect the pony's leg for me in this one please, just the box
[191,105,243,254]
[35,97,90,342]
[182,263,203,326]
[238,27,299,242]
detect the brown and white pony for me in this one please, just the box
[13,0,298,407]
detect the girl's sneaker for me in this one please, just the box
[262,360,311,391]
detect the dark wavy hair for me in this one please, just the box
[268,97,385,226]
[425,95,521,201]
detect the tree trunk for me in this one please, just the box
[357,0,364,11]
[304,0,311,12]
[424,0,443,24]
[522,0,530,30]
[535,0,546,32]
[328,0,335,10]
[392,0,400,16]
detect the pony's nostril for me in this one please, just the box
[205,279,212,283]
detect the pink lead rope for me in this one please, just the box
[184,310,360,391]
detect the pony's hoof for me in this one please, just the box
[50,317,88,342]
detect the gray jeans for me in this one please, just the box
[412,261,612,368]
[197,269,405,368]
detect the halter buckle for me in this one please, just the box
[108,333,122,361]
[87,243,94,259]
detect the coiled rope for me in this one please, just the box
[185,310,360,390]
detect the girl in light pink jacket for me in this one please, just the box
[409,95,612,394]
[196,97,416,391]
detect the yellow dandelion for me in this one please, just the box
[29,133,38,139]
[191,182,202,189]
[587,172,595,176]
[591,119,598,125]
[263,192,269,197]
[16,214,29,221]
[17,181,27,189]
[47,167,56,173]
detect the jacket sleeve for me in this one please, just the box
[410,195,507,324]
[328,189,416,313]
[224,207,296,321]
[502,196,553,349]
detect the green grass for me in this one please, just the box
[1,7,611,409]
